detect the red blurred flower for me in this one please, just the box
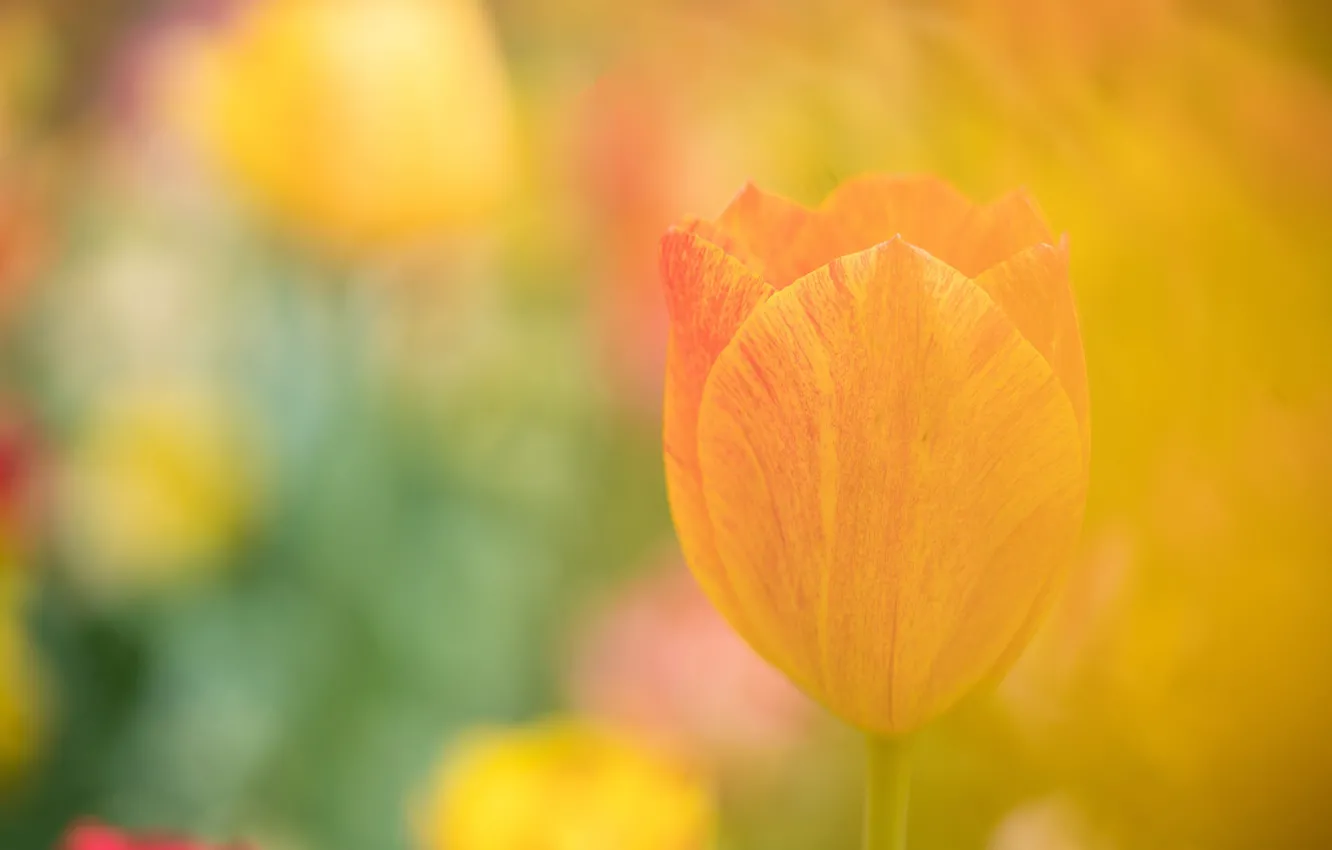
[62,821,252,850]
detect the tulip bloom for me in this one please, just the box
[59,385,258,597]
[171,0,514,249]
[661,175,1089,737]
[415,720,713,850]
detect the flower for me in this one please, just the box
[170,0,515,250]
[57,384,258,597]
[62,820,251,850]
[661,175,1089,735]
[414,720,713,850]
[570,554,811,766]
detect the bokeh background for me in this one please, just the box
[0,0,1330,848]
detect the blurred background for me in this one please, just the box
[0,0,1330,848]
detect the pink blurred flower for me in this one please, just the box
[62,820,252,850]
[570,556,812,766]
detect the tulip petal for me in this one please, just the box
[816,176,1055,278]
[707,178,1056,290]
[711,183,822,288]
[660,229,781,664]
[949,189,1057,277]
[694,238,1085,733]
[962,243,1088,692]
[974,238,1090,459]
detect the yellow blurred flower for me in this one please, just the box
[172,0,515,250]
[58,385,258,597]
[414,720,714,850]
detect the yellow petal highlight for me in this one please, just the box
[416,720,713,850]
[659,229,777,662]
[693,238,1086,733]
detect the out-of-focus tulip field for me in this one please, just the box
[1,1,1331,848]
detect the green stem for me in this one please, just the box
[863,735,911,850]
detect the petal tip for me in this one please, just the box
[988,186,1057,242]
[873,232,945,264]
[724,180,769,212]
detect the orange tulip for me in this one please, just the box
[661,175,1090,735]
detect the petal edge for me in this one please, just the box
[660,229,779,665]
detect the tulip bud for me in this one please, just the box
[661,175,1089,734]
